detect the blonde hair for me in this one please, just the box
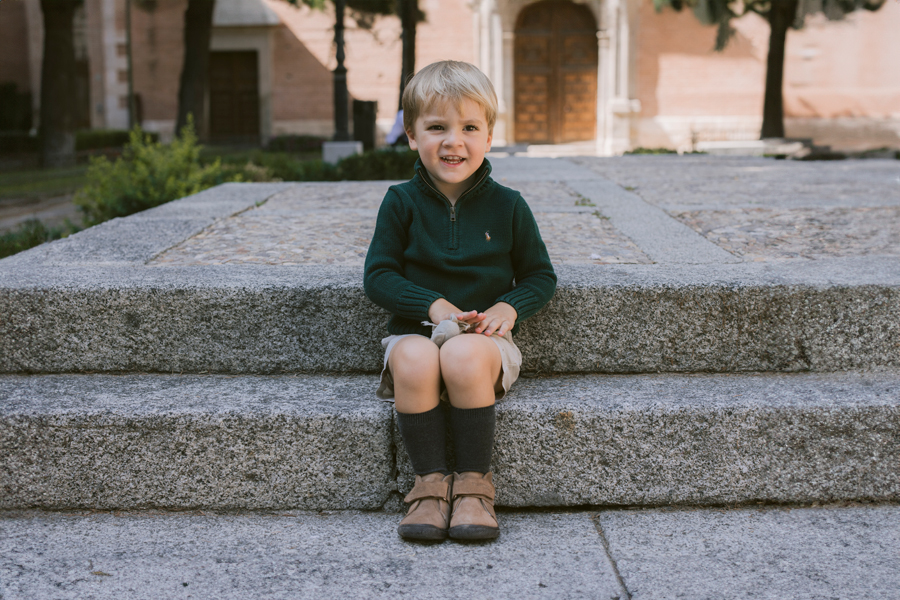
[402,61,498,134]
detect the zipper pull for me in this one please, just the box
[450,206,456,222]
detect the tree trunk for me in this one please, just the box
[39,0,82,168]
[398,0,417,108]
[176,0,216,139]
[761,0,797,139]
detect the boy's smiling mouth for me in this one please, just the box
[441,156,465,165]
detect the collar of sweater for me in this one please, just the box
[412,157,493,206]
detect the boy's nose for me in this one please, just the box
[442,130,461,146]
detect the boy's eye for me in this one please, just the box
[464,125,479,131]
[428,125,444,131]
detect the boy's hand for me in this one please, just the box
[473,302,517,337]
[428,298,481,325]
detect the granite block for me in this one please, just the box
[0,374,392,510]
[596,504,900,600]
[1,182,293,268]
[1,260,898,374]
[396,371,900,507]
[0,510,624,600]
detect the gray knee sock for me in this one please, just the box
[450,405,496,474]
[396,404,449,476]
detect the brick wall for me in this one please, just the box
[265,0,475,138]
[781,2,900,119]
[635,0,900,149]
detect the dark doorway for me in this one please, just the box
[514,0,598,144]
[208,51,260,144]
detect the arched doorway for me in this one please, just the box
[514,0,598,144]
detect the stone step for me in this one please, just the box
[6,505,898,599]
[2,167,898,376]
[1,260,898,375]
[3,371,898,510]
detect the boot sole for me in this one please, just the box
[397,524,448,540]
[448,525,500,540]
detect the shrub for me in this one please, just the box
[211,148,415,182]
[624,147,679,155]
[0,218,79,259]
[265,134,326,153]
[336,148,418,180]
[235,151,334,181]
[298,158,340,181]
[76,129,160,152]
[219,159,284,183]
[75,120,239,226]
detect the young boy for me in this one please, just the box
[364,61,556,541]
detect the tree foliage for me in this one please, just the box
[654,0,887,51]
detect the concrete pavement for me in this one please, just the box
[2,504,898,599]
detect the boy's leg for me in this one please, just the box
[439,335,502,540]
[389,336,452,540]
[439,334,503,410]
[390,335,446,475]
[440,334,501,472]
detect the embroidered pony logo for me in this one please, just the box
[485,231,491,242]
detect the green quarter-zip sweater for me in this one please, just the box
[364,158,556,337]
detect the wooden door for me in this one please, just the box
[209,51,260,144]
[514,1,598,144]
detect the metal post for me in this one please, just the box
[333,0,350,141]
[125,0,136,130]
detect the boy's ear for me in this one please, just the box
[486,130,493,153]
[406,129,418,151]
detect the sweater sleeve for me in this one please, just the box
[364,189,445,321]
[495,196,557,322]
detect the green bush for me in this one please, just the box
[0,218,79,259]
[219,151,337,181]
[75,121,239,226]
[297,158,340,181]
[76,129,160,152]
[211,148,416,182]
[624,147,679,155]
[265,135,326,153]
[337,149,418,180]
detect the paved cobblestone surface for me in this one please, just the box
[151,157,899,267]
[568,156,900,210]
[152,179,652,266]
[675,206,900,261]
[570,156,900,261]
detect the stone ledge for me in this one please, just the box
[2,371,898,510]
[0,183,292,268]
[0,374,393,510]
[1,259,898,374]
[486,371,900,506]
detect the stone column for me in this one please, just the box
[597,0,614,155]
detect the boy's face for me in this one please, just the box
[406,98,492,203]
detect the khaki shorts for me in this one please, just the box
[376,332,523,402]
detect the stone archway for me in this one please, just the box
[514,0,598,144]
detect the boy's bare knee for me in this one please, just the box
[439,335,498,381]
[391,336,440,380]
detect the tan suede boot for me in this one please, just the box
[397,472,453,540]
[448,471,500,540]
